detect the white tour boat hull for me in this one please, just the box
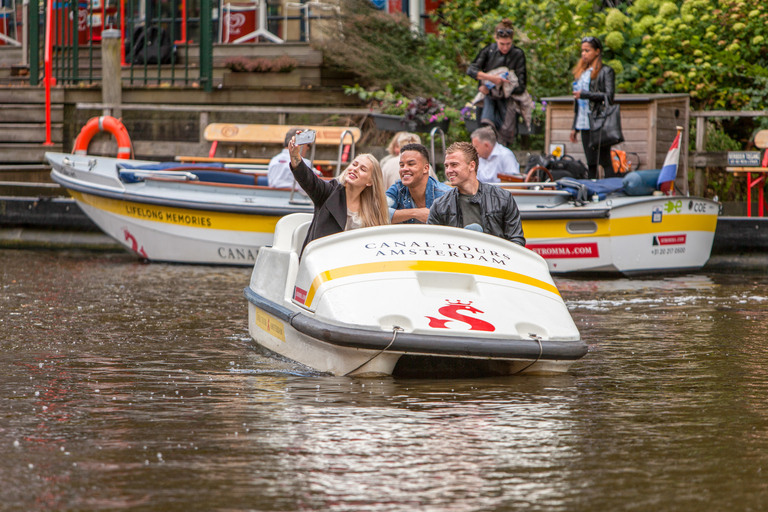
[46,152,311,265]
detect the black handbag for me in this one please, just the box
[588,97,624,150]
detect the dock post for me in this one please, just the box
[101,29,123,118]
[694,116,707,197]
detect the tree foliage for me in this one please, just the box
[428,0,768,111]
[316,0,444,98]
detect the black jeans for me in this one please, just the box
[580,129,615,179]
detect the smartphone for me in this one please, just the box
[295,130,316,146]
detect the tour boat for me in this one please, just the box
[48,152,718,275]
[46,152,312,265]
[505,180,720,275]
[244,213,588,377]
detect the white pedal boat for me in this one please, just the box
[244,213,588,377]
[46,152,311,265]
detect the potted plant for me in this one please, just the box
[401,97,451,133]
[222,56,301,88]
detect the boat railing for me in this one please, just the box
[429,126,446,171]
[335,130,357,177]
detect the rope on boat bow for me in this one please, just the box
[344,325,404,377]
[513,333,544,375]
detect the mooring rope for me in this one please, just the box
[344,325,404,377]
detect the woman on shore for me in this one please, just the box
[570,36,616,179]
[288,133,389,255]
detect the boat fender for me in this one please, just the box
[73,116,133,160]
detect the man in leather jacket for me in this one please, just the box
[428,142,525,246]
[467,20,527,142]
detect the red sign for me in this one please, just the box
[527,243,599,259]
[293,286,307,304]
[656,235,687,245]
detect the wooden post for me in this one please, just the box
[101,29,123,118]
[694,116,707,197]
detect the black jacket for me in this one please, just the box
[427,182,526,246]
[290,160,347,255]
[572,64,616,130]
[467,43,527,96]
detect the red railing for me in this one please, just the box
[43,0,55,146]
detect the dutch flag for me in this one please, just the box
[657,128,682,195]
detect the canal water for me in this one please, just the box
[2,249,767,511]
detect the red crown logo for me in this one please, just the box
[446,299,473,306]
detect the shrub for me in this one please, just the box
[223,56,298,73]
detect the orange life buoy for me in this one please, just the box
[73,116,133,160]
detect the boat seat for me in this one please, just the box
[271,213,313,251]
[190,170,258,185]
[291,221,312,255]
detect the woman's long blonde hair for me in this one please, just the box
[337,154,390,227]
[572,39,603,80]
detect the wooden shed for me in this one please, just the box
[543,93,690,193]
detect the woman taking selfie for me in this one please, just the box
[288,132,389,255]
[570,36,616,179]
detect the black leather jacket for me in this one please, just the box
[467,43,527,96]
[427,182,526,246]
[572,64,615,130]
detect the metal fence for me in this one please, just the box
[29,0,213,92]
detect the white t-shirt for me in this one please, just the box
[267,148,312,189]
[345,209,363,230]
[477,143,520,183]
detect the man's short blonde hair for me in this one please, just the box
[446,141,479,171]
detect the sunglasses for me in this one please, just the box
[582,36,602,49]
[496,28,513,38]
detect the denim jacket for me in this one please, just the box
[386,176,452,224]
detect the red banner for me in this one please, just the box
[527,243,599,259]
[656,235,686,245]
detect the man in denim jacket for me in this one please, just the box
[386,143,451,224]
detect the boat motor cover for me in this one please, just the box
[557,178,625,205]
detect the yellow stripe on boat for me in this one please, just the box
[522,214,716,239]
[71,190,279,232]
[304,260,560,307]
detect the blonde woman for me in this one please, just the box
[379,131,408,168]
[289,133,389,255]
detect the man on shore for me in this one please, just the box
[268,127,312,189]
[470,126,520,183]
[387,143,451,224]
[428,141,525,246]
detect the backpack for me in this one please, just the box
[524,153,589,181]
[130,26,175,65]
[548,155,589,180]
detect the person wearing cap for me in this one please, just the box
[466,18,527,145]
[569,36,617,179]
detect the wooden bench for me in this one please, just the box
[725,130,768,217]
[176,124,362,174]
